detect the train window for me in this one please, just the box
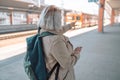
[67,16,72,20]
[76,16,80,20]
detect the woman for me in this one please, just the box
[37,5,82,80]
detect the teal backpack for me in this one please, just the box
[24,28,60,80]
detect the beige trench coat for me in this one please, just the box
[41,32,80,80]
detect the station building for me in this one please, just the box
[0,0,120,33]
[0,0,45,25]
[0,0,72,26]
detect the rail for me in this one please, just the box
[0,30,37,40]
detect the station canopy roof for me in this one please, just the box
[1,0,119,15]
[106,0,120,15]
[0,0,71,13]
[0,0,44,13]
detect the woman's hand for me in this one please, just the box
[70,21,77,27]
[48,5,60,11]
[74,47,82,54]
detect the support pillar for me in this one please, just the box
[64,11,66,25]
[111,9,115,25]
[10,12,13,25]
[98,0,105,32]
[26,13,29,24]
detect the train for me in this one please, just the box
[65,12,98,29]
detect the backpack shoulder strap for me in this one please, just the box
[37,26,55,37]
[38,27,41,33]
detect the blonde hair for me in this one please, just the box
[37,5,62,32]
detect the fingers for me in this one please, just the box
[48,5,60,12]
[70,21,77,27]
[48,5,55,11]
[75,47,82,52]
[73,47,82,54]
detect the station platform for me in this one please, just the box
[0,24,37,34]
[74,23,120,80]
[0,23,120,80]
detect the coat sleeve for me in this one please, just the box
[51,36,79,69]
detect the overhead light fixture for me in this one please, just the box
[106,0,110,2]
[14,0,23,1]
[28,4,34,8]
[8,7,14,10]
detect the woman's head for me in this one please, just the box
[37,5,62,32]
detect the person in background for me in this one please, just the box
[37,5,82,80]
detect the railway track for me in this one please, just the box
[0,24,38,40]
[0,30,37,40]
